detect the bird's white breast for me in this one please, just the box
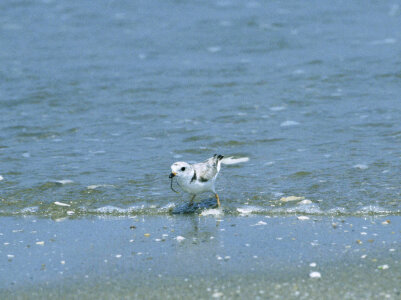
[177,176,215,195]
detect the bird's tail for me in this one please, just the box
[220,156,249,165]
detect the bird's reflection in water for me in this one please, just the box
[173,216,221,247]
[171,197,218,215]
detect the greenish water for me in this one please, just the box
[1,1,401,217]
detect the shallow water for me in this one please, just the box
[0,216,400,299]
[1,0,401,217]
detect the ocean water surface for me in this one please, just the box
[1,0,401,217]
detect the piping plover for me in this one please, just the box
[169,154,249,207]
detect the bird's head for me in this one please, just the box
[169,162,193,180]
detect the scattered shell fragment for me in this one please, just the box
[212,292,224,298]
[7,254,14,259]
[309,271,321,279]
[280,196,305,202]
[115,254,122,258]
[54,201,70,207]
[175,236,185,242]
[36,241,45,246]
[378,264,389,270]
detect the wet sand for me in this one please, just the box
[1,215,400,299]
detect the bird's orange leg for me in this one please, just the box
[215,193,220,208]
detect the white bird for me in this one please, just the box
[169,154,249,207]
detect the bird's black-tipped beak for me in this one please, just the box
[169,172,177,178]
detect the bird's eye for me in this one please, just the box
[181,167,186,171]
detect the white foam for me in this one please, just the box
[0,175,3,181]
[200,208,223,216]
[20,206,39,214]
[280,120,300,127]
[298,199,313,205]
[55,179,74,185]
[358,205,391,215]
[237,206,263,215]
[353,164,368,170]
[95,206,127,213]
[251,220,267,226]
[87,184,114,190]
[327,207,347,214]
[160,202,175,211]
[276,203,322,214]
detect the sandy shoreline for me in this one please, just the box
[1,215,400,299]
